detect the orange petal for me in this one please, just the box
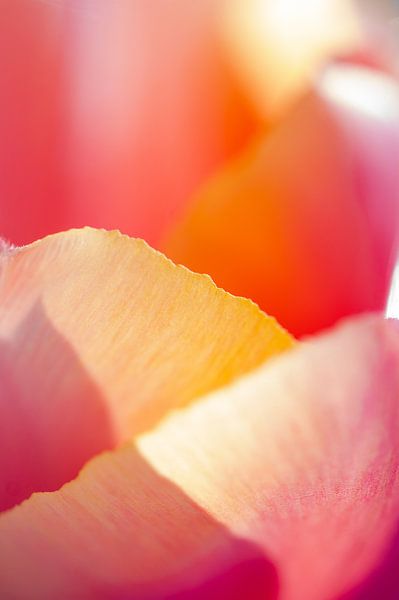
[164,64,399,336]
[0,315,398,599]
[0,228,292,511]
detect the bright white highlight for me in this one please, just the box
[222,0,360,116]
[320,65,399,122]
[386,262,399,319]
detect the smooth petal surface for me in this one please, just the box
[222,0,361,116]
[0,0,259,246]
[0,0,369,247]
[0,228,292,512]
[164,64,399,336]
[0,316,398,599]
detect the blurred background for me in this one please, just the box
[0,0,398,336]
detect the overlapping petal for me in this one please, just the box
[0,316,398,599]
[0,228,292,512]
[164,64,399,336]
[1,3,398,599]
[0,0,367,247]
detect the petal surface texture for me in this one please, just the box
[0,316,399,599]
[0,228,292,512]
[164,65,399,336]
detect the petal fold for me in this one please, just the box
[0,315,398,600]
[164,65,399,336]
[0,228,292,511]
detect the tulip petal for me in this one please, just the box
[0,0,260,246]
[342,516,399,599]
[0,228,292,511]
[164,64,399,336]
[0,445,279,600]
[137,315,399,599]
[0,315,398,599]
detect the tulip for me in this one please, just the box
[2,1,399,598]
[0,229,399,599]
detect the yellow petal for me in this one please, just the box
[0,228,293,511]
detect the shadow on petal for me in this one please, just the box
[106,552,278,600]
[165,553,278,600]
[0,301,116,512]
[0,298,279,598]
[341,521,399,599]
[0,442,279,599]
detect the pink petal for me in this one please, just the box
[0,315,398,599]
[0,0,259,245]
